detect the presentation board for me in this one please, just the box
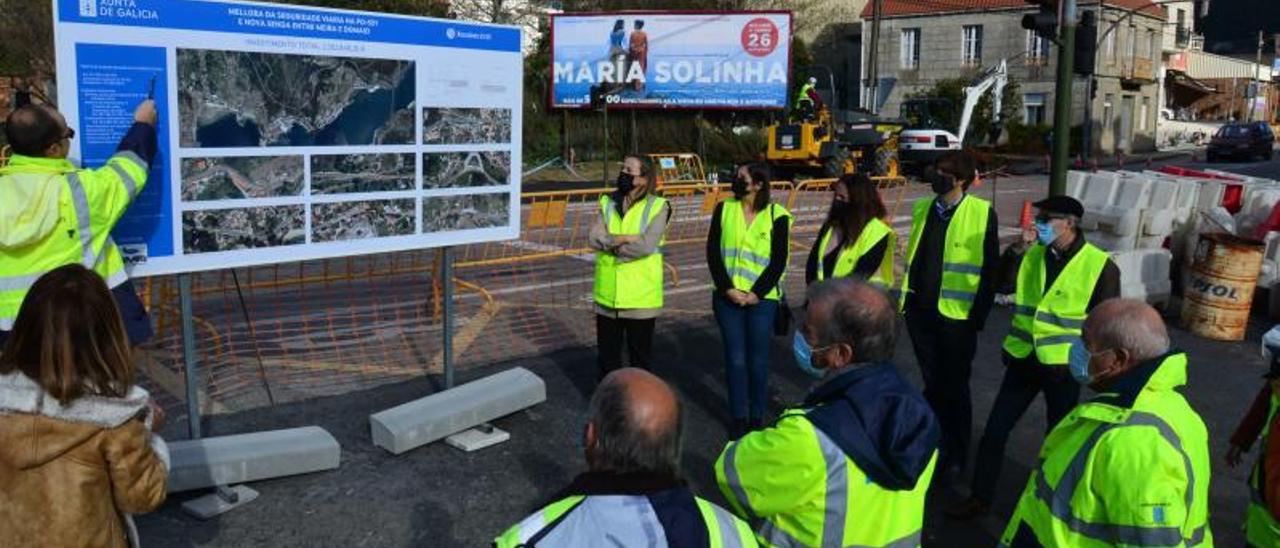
[549,11,792,110]
[53,0,523,276]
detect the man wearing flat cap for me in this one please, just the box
[950,194,1120,519]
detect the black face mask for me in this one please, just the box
[828,199,852,218]
[927,172,956,195]
[731,177,749,198]
[616,172,635,194]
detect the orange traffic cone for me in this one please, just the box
[1019,200,1033,229]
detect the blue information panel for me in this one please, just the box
[550,12,791,109]
[55,0,523,276]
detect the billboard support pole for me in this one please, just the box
[441,246,455,390]
[179,273,202,439]
[602,104,610,186]
[630,109,638,155]
[696,110,706,160]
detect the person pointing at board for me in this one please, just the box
[0,99,159,347]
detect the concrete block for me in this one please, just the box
[167,426,340,493]
[181,485,260,519]
[445,424,510,452]
[370,367,546,455]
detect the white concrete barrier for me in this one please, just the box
[370,367,546,455]
[167,426,341,493]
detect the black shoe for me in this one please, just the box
[729,419,749,440]
[945,497,989,520]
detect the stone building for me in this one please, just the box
[861,0,1165,153]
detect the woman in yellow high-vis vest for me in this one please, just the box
[706,163,791,440]
[588,155,672,381]
[804,173,895,288]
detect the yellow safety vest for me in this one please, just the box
[719,199,791,301]
[593,194,668,310]
[1247,392,1280,547]
[495,494,758,547]
[716,409,935,547]
[1001,353,1212,547]
[1002,242,1109,366]
[0,153,147,330]
[899,195,990,320]
[814,218,896,289]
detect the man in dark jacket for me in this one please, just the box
[495,368,755,547]
[715,279,938,547]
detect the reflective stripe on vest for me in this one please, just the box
[592,194,667,310]
[1029,411,1205,545]
[1003,243,1108,365]
[723,419,927,548]
[899,195,990,320]
[719,200,790,301]
[497,495,751,548]
[1247,393,1280,546]
[815,218,896,288]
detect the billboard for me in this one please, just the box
[53,0,523,276]
[550,11,792,110]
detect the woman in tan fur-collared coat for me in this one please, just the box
[0,264,169,548]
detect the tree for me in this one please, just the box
[0,0,55,102]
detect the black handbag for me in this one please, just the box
[768,203,792,337]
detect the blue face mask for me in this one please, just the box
[792,331,827,379]
[1068,339,1094,385]
[1035,220,1059,246]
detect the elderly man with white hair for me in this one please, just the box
[1000,299,1212,547]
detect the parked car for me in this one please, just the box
[1207,122,1275,162]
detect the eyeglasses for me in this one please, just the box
[1035,214,1071,223]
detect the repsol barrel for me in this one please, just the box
[1181,233,1264,341]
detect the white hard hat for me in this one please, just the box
[808,77,817,84]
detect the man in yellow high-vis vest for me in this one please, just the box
[900,151,998,482]
[716,279,938,547]
[1227,328,1280,546]
[0,100,157,347]
[496,368,756,547]
[1001,299,1212,546]
[951,195,1120,519]
[588,155,671,381]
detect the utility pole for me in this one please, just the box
[1248,30,1263,122]
[866,0,884,113]
[1048,0,1077,197]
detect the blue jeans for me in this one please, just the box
[712,292,778,420]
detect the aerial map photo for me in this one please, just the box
[177,49,416,148]
[311,153,416,195]
[313,199,416,242]
[423,108,512,144]
[182,205,306,254]
[423,151,510,188]
[422,193,509,233]
[180,156,304,201]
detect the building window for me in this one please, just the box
[1149,30,1158,59]
[1026,29,1050,65]
[1139,29,1152,58]
[1024,93,1047,125]
[962,25,983,67]
[1105,25,1117,62]
[1140,96,1150,131]
[901,28,921,70]
[1127,26,1137,61]
[1104,93,1115,133]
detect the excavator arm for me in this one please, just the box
[956,59,1008,144]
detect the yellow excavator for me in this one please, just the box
[765,74,903,179]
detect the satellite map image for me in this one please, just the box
[180,156,304,201]
[422,108,512,144]
[311,153,416,195]
[313,199,416,242]
[423,152,510,188]
[422,193,509,233]
[183,205,306,254]
[177,48,416,147]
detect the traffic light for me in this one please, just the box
[1074,11,1098,76]
[1022,0,1058,43]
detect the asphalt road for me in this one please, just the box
[137,150,1280,547]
